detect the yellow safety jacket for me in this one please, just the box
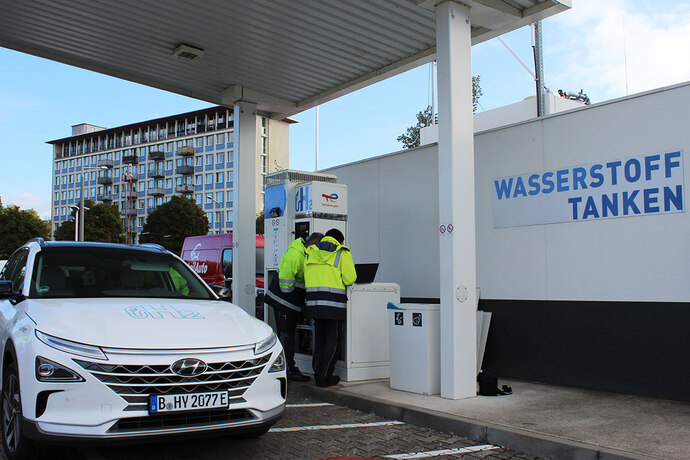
[304,236,357,320]
[264,238,308,313]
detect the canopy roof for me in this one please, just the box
[0,0,569,117]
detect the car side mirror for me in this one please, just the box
[0,280,17,299]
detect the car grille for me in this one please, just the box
[74,355,271,411]
[108,409,253,433]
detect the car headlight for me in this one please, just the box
[35,330,107,360]
[269,350,286,373]
[35,356,84,382]
[254,332,277,355]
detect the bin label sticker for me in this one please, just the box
[394,312,404,326]
[412,313,422,327]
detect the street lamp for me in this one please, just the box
[206,193,224,234]
[79,165,107,241]
[68,205,79,241]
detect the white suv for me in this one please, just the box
[0,239,286,459]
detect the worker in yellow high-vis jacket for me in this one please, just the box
[304,228,356,387]
[264,232,323,382]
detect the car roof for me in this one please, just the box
[33,240,169,254]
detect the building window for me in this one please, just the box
[226,190,233,202]
[166,160,172,171]
[195,137,202,148]
[205,173,213,184]
[165,179,172,188]
[138,200,144,209]
[206,212,213,223]
[205,154,213,165]
[77,158,82,167]
[261,137,267,155]
[216,191,223,203]
[195,175,202,186]
[261,155,267,174]
[227,131,234,143]
[215,172,224,183]
[195,156,203,167]
[216,133,225,144]
[226,210,233,222]
[195,194,202,205]
[216,152,224,164]
[138,217,145,227]
[206,135,213,146]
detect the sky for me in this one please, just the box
[1,0,689,219]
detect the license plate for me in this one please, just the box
[149,391,229,413]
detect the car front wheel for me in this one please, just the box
[2,362,41,460]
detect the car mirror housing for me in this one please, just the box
[0,280,14,297]
[210,285,231,299]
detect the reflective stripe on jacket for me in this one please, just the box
[304,236,357,320]
[278,238,308,293]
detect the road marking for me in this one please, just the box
[286,403,334,408]
[383,444,500,459]
[271,421,405,432]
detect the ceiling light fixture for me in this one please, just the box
[172,43,205,62]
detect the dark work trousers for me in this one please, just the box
[275,308,300,371]
[312,318,342,383]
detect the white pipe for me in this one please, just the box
[315,105,319,171]
[497,36,536,80]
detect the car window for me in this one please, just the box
[222,249,232,279]
[30,247,213,300]
[10,250,29,292]
[0,251,21,280]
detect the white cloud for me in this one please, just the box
[546,0,690,103]
[3,192,51,219]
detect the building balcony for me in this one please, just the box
[97,176,113,185]
[149,187,165,196]
[175,165,194,175]
[177,146,195,156]
[149,150,165,161]
[123,193,137,201]
[97,159,114,168]
[121,209,137,217]
[122,154,138,164]
[147,206,158,215]
[97,194,113,202]
[122,173,137,182]
[148,169,165,179]
[176,184,194,194]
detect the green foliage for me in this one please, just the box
[0,203,51,259]
[397,75,483,149]
[256,210,265,235]
[140,196,208,255]
[53,200,125,243]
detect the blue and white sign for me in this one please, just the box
[493,150,684,228]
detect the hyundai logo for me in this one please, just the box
[170,358,207,377]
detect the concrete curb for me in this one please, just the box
[289,383,661,460]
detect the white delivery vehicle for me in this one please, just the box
[0,239,286,459]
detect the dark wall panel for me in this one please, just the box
[479,299,690,401]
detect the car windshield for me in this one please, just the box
[29,247,214,300]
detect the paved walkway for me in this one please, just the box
[292,378,690,460]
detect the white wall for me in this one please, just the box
[329,82,690,302]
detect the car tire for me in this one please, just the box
[1,362,43,460]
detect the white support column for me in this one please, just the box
[232,102,258,315]
[436,1,477,399]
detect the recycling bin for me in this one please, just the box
[387,302,440,395]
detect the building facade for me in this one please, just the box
[48,106,290,241]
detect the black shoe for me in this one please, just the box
[315,375,340,387]
[287,368,310,382]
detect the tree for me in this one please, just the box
[54,200,125,243]
[140,196,208,255]
[0,202,51,259]
[256,210,264,235]
[397,75,483,149]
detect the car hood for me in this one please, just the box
[25,298,272,349]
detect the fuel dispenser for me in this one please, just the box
[264,170,400,381]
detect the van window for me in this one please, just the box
[222,249,232,279]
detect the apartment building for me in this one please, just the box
[48,106,290,241]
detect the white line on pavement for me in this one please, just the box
[383,444,500,459]
[270,421,405,432]
[286,403,335,408]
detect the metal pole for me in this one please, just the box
[315,105,319,171]
[74,209,78,241]
[79,172,85,241]
[532,21,545,117]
